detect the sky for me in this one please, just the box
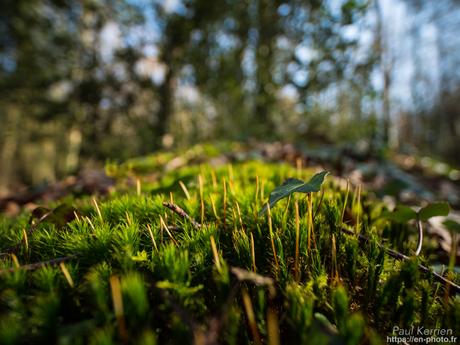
[102,0,460,115]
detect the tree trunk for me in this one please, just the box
[155,64,174,148]
[254,0,279,135]
[0,106,20,194]
[382,68,391,145]
[375,0,392,147]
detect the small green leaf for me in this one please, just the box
[259,171,328,215]
[47,204,79,229]
[381,205,417,223]
[418,202,450,221]
[29,204,78,229]
[443,220,460,234]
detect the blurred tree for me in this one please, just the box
[253,0,282,133]
[0,0,79,188]
[0,0,376,192]
[177,0,372,140]
[374,0,391,147]
[0,0,146,189]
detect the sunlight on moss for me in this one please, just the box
[0,145,459,344]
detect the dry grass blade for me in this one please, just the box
[210,235,221,270]
[294,201,300,282]
[223,178,227,227]
[267,204,279,272]
[340,179,350,226]
[242,288,262,345]
[267,307,280,345]
[179,180,191,200]
[199,174,205,225]
[160,215,178,246]
[92,197,103,221]
[250,232,257,272]
[59,262,74,288]
[110,275,128,344]
[146,224,158,251]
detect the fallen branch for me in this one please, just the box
[0,255,77,274]
[162,202,202,229]
[231,267,274,287]
[341,228,460,294]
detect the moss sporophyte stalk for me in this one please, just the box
[0,146,459,344]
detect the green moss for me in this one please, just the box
[0,144,458,344]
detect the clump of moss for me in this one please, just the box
[0,145,458,344]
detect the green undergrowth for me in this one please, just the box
[1,145,459,345]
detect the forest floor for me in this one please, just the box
[0,142,459,344]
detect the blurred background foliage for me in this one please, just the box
[1,0,459,193]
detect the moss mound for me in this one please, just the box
[0,145,459,344]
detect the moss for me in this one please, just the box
[0,144,458,344]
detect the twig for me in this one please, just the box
[230,267,274,287]
[0,255,77,274]
[341,228,460,294]
[230,266,276,298]
[415,216,423,256]
[162,202,202,229]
